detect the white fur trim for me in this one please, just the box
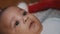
[18,2,28,12]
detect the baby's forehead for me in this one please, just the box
[4,6,21,12]
[0,6,25,16]
[0,6,26,22]
[0,6,23,23]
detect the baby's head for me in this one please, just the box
[0,6,42,34]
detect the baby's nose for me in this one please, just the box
[24,16,29,23]
[24,16,33,27]
[24,16,32,24]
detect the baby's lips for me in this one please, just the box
[25,17,33,28]
[29,21,35,29]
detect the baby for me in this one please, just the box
[0,6,42,34]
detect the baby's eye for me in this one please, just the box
[15,21,19,26]
[23,11,27,16]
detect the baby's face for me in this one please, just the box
[0,7,42,34]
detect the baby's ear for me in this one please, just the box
[17,2,28,12]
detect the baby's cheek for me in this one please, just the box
[14,25,28,34]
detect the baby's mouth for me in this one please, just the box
[24,17,35,29]
[29,21,35,29]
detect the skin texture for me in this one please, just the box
[0,6,43,34]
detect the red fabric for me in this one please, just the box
[29,0,60,13]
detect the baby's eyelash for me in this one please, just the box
[23,11,27,16]
[15,21,19,26]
